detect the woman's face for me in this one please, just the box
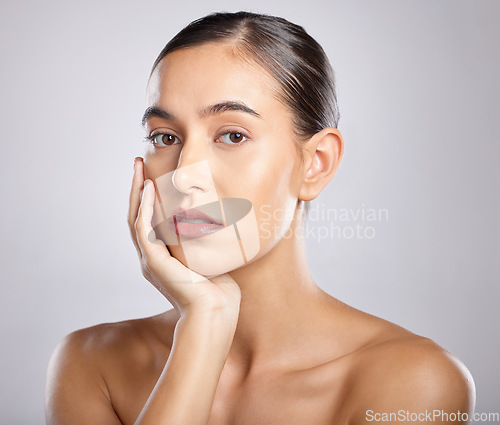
[143,42,307,277]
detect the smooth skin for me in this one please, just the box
[45,42,475,425]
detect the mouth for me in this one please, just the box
[168,206,225,239]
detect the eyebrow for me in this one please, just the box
[200,101,261,119]
[141,106,173,128]
[141,101,261,127]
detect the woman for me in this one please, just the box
[45,11,475,425]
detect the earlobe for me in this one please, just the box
[299,127,344,202]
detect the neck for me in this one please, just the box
[226,207,332,374]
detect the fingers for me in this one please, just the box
[210,273,237,285]
[133,181,199,285]
[128,158,145,256]
[135,179,158,257]
[128,157,144,230]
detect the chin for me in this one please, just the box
[173,248,246,277]
[169,221,261,277]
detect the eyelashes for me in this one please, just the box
[143,130,250,149]
[143,133,180,147]
[218,131,248,145]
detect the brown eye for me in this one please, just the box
[220,132,248,145]
[152,133,180,146]
[230,133,243,143]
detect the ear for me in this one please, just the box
[299,127,344,202]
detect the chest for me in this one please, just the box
[210,363,352,425]
[110,357,352,425]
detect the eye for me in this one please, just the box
[218,131,248,145]
[148,133,180,147]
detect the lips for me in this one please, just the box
[168,206,225,238]
[171,207,223,225]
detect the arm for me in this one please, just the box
[134,308,237,424]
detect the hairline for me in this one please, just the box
[148,39,309,163]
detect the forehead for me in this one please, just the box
[145,42,281,114]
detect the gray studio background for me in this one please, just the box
[1,0,498,423]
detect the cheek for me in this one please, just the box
[143,149,179,181]
[214,146,295,203]
[224,146,299,248]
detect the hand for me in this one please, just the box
[127,157,241,317]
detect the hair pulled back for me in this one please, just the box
[150,11,340,145]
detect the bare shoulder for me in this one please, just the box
[55,308,180,374]
[45,309,178,425]
[347,319,476,424]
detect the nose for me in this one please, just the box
[171,143,213,195]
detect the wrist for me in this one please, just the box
[179,304,240,328]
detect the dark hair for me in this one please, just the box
[150,11,340,216]
[150,11,339,139]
